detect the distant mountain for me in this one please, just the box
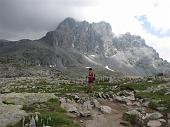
[0,17,170,77]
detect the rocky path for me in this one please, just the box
[85,100,128,127]
[60,93,129,127]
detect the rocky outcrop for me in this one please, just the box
[2,93,56,105]
[0,104,27,127]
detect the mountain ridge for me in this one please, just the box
[0,17,170,77]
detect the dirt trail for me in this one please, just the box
[85,99,128,127]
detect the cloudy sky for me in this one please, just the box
[0,0,170,61]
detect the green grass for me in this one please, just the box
[135,92,170,112]
[119,80,165,91]
[8,79,120,95]
[10,99,80,127]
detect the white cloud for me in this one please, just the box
[1,0,169,62]
[75,0,170,62]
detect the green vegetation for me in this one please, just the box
[9,99,80,127]
[123,111,139,124]
[7,79,119,95]
[135,92,170,112]
[120,79,165,91]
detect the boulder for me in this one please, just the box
[79,110,91,117]
[144,112,163,121]
[113,96,126,103]
[73,94,79,101]
[97,92,103,98]
[60,102,78,113]
[100,106,112,114]
[147,120,161,127]
[158,119,166,123]
[92,99,100,108]
[83,100,93,110]
[123,109,141,124]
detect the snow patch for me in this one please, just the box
[84,55,99,65]
[72,43,74,48]
[90,55,96,57]
[105,66,114,72]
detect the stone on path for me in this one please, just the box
[92,99,100,108]
[147,120,162,127]
[100,106,112,114]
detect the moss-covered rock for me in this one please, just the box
[123,109,141,124]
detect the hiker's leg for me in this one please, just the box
[87,83,90,93]
[89,83,93,93]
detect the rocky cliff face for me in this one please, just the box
[0,17,170,76]
[40,18,170,75]
[41,18,115,56]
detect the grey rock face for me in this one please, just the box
[41,18,114,56]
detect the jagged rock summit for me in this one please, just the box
[0,17,170,76]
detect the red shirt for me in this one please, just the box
[88,72,94,81]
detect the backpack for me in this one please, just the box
[93,73,95,80]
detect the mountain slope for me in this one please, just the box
[0,17,170,77]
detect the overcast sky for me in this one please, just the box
[0,0,170,62]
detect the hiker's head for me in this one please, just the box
[89,68,93,72]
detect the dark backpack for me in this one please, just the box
[93,73,95,80]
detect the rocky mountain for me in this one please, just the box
[0,17,170,77]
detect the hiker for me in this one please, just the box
[87,68,95,93]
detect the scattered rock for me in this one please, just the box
[3,89,11,93]
[83,100,93,110]
[144,112,163,121]
[168,119,170,126]
[142,100,150,107]
[158,119,166,123]
[147,120,161,127]
[100,106,112,114]
[113,96,126,103]
[92,99,100,108]
[61,102,78,113]
[80,120,84,123]
[80,110,91,117]
[59,97,66,103]
[97,92,103,98]
[167,113,170,119]
[156,107,167,112]
[123,109,141,123]
[73,94,79,101]
[120,121,129,126]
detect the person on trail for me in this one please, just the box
[87,68,95,93]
